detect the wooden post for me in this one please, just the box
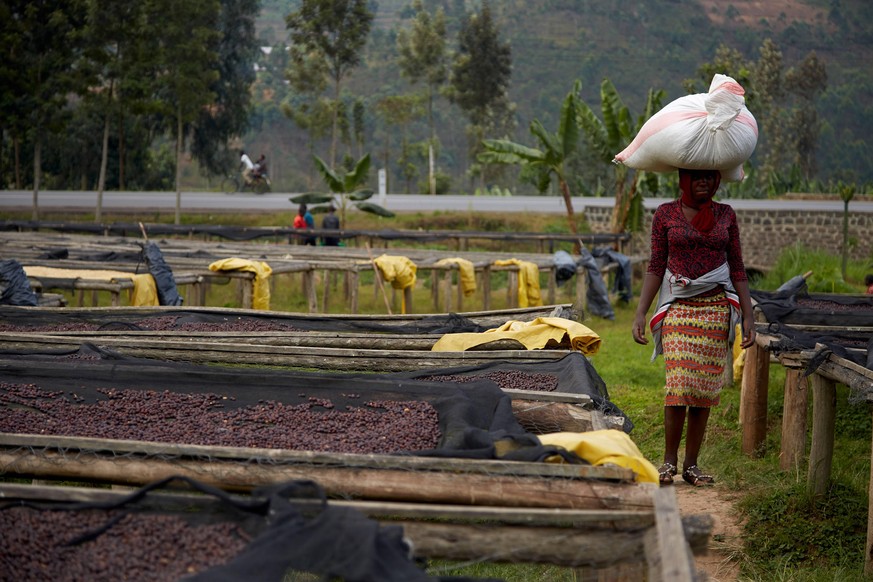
[507,270,519,308]
[322,269,330,313]
[740,341,769,457]
[349,270,359,314]
[455,269,463,312]
[305,270,318,313]
[547,267,556,305]
[575,266,588,312]
[482,266,491,311]
[442,270,453,312]
[430,270,440,312]
[807,373,836,497]
[865,406,873,576]
[780,368,809,471]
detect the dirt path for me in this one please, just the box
[674,482,744,581]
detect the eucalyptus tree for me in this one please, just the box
[190,0,261,180]
[5,0,89,219]
[83,0,154,221]
[397,0,448,195]
[285,0,374,167]
[374,94,425,194]
[0,2,28,189]
[147,0,220,225]
[785,51,827,180]
[576,79,664,233]
[448,1,512,185]
[479,83,582,234]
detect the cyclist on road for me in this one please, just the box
[240,151,254,185]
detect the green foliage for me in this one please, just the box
[756,243,870,293]
[295,152,395,223]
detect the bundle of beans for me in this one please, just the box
[0,382,441,455]
[0,508,248,581]
[421,370,559,392]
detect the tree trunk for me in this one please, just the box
[175,108,183,226]
[32,136,41,221]
[96,79,114,223]
[330,79,340,167]
[559,178,578,234]
[118,109,126,190]
[428,89,436,195]
[14,134,21,189]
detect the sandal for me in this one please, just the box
[682,465,715,486]
[657,462,678,486]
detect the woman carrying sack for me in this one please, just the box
[632,168,756,487]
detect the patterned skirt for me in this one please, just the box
[662,291,731,408]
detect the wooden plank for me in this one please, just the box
[0,483,651,527]
[0,333,572,371]
[808,373,836,497]
[644,487,699,582]
[0,451,651,510]
[0,433,631,481]
[780,369,809,471]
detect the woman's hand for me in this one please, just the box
[740,315,756,349]
[632,313,649,345]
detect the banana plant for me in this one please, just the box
[575,79,664,233]
[479,84,581,234]
[290,153,394,227]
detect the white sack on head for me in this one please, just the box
[613,74,758,182]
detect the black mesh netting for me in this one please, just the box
[0,343,581,463]
[750,286,873,379]
[1,476,500,582]
[751,287,873,327]
[0,305,490,334]
[391,352,633,434]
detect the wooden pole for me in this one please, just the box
[740,341,770,457]
[365,244,392,315]
[807,373,836,497]
[779,368,809,471]
[865,406,873,576]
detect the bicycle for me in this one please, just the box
[222,172,271,195]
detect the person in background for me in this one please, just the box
[240,151,254,185]
[321,205,340,246]
[253,154,269,183]
[632,168,756,487]
[293,204,308,245]
[303,205,316,245]
[865,274,873,294]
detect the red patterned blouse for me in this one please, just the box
[646,199,748,282]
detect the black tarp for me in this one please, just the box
[0,259,38,306]
[141,242,183,306]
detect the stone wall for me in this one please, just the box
[582,205,873,273]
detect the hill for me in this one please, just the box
[247,0,873,193]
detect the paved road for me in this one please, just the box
[2,189,872,214]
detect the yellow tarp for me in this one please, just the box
[493,259,542,307]
[373,255,417,290]
[431,316,601,355]
[23,266,158,306]
[208,258,272,310]
[434,257,476,296]
[539,430,659,484]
